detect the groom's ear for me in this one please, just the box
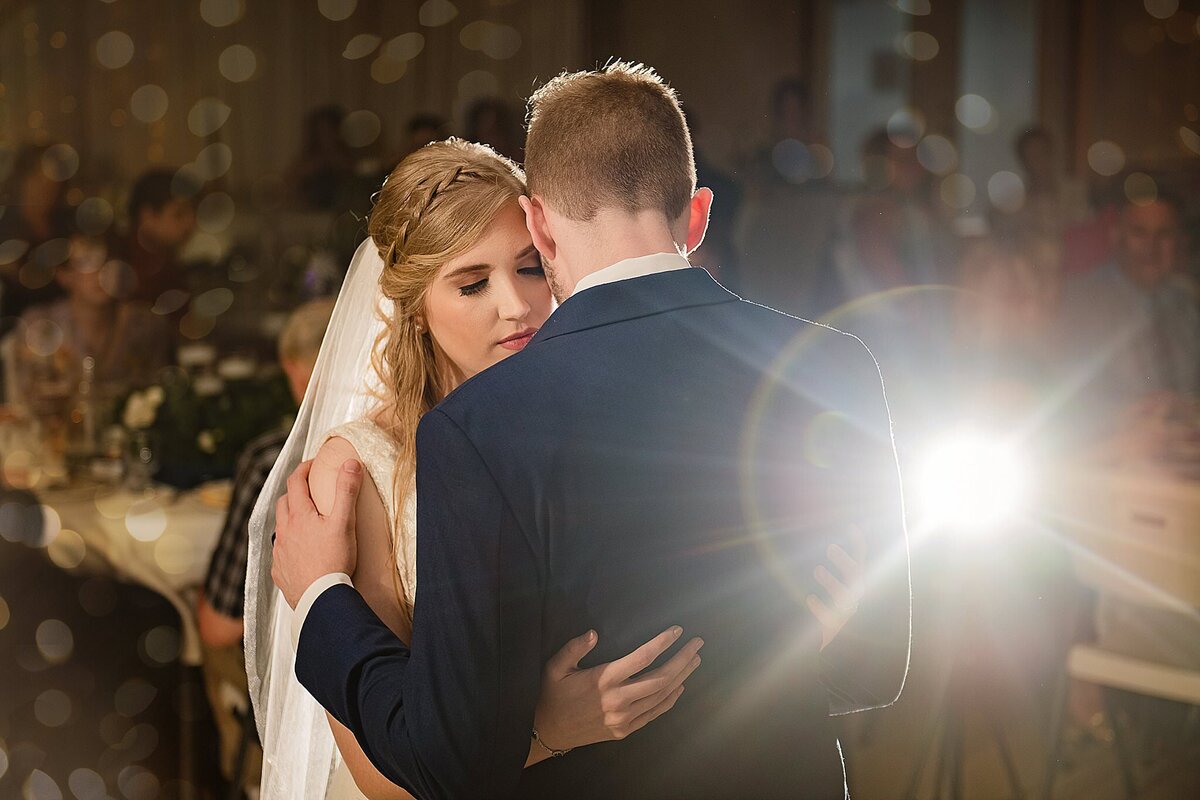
[684,187,713,256]
[520,195,556,263]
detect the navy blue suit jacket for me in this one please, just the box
[297,268,910,799]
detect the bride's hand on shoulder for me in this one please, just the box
[531,626,703,754]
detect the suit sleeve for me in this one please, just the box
[295,408,542,799]
[817,332,912,715]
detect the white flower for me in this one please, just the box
[145,385,165,406]
[193,374,225,397]
[216,357,255,380]
[122,392,157,430]
[197,430,217,454]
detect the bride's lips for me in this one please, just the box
[498,327,538,351]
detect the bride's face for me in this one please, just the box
[423,201,553,384]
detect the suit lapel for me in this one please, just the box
[532,267,741,345]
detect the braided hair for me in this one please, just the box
[365,139,526,625]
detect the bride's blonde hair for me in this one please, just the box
[368,138,526,625]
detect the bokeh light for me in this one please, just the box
[458,69,501,102]
[887,107,924,146]
[340,110,381,148]
[117,765,160,800]
[124,498,167,542]
[343,33,381,60]
[194,287,236,316]
[36,619,74,664]
[130,85,169,123]
[917,134,958,174]
[46,527,86,570]
[1144,0,1179,20]
[940,173,976,209]
[114,678,157,717]
[371,54,408,84]
[34,689,72,727]
[955,94,995,131]
[893,0,932,13]
[1124,171,1158,205]
[420,0,459,27]
[67,769,106,800]
[987,170,1026,214]
[901,31,939,61]
[218,44,257,82]
[23,769,62,799]
[76,197,115,235]
[153,533,191,575]
[1087,139,1126,176]
[460,20,522,60]
[1180,125,1200,155]
[318,0,358,22]
[200,0,245,28]
[140,625,180,665]
[41,144,79,181]
[0,595,9,630]
[95,30,134,69]
[383,32,425,61]
[194,142,234,180]
[187,97,232,137]
[197,192,236,233]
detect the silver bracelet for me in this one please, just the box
[531,727,572,758]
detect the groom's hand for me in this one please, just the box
[271,458,363,609]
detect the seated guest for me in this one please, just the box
[195,297,335,789]
[1056,192,1197,436]
[15,233,170,409]
[121,169,198,309]
[1054,191,1200,734]
[0,144,73,330]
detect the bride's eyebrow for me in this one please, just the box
[513,244,537,261]
[443,263,491,282]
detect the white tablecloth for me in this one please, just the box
[39,480,230,665]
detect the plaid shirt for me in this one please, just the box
[203,427,290,619]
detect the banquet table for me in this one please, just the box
[37,478,231,666]
[36,478,230,798]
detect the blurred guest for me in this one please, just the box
[1056,192,1197,431]
[1055,192,1200,729]
[287,105,355,211]
[995,127,1089,240]
[398,114,448,160]
[465,97,523,161]
[824,127,952,311]
[195,297,334,788]
[121,169,198,308]
[0,144,73,329]
[15,233,170,410]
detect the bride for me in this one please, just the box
[245,139,703,799]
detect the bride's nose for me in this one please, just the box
[496,281,531,322]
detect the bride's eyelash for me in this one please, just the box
[460,279,488,297]
[518,254,545,277]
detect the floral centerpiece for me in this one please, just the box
[118,360,294,489]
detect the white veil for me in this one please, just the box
[245,238,389,799]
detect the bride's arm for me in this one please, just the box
[309,438,415,800]
[308,439,704,792]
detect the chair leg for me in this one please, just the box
[1104,689,1139,800]
[1039,667,1070,800]
[991,717,1025,799]
[228,709,253,800]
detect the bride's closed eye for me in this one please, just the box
[518,255,545,279]
[460,278,489,297]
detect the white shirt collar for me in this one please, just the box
[571,251,692,296]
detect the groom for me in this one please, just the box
[273,62,909,799]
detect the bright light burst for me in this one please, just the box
[917,429,1030,534]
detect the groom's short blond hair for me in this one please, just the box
[524,61,696,223]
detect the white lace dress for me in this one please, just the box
[321,419,417,800]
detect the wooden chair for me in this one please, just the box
[1041,469,1200,799]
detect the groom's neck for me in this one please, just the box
[559,208,683,292]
